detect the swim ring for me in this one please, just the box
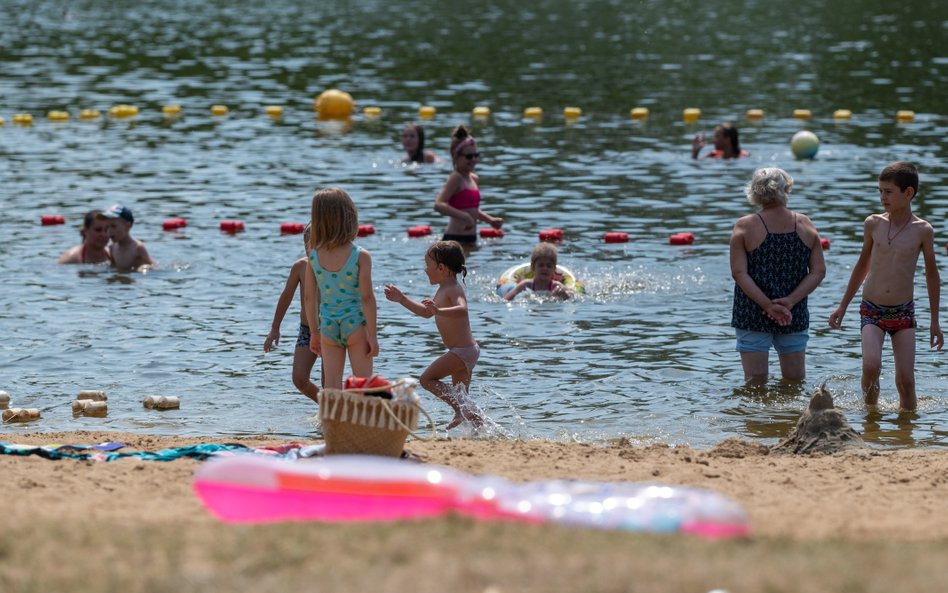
[495,262,585,298]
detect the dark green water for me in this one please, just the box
[1,0,946,447]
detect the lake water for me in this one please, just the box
[2,0,947,448]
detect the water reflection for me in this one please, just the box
[861,409,919,448]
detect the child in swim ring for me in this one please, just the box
[503,243,573,301]
[384,241,484,429]
[433,124,503,244]
[57,210,112,264]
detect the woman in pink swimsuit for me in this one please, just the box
[433,124,503,244]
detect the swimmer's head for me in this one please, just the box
[879,161,918,197]
[80,209,107,239]
[714,123,740,155]
[402,123,427,163]
[426,240,467,279]
[450,124,477,167]
[530,242,558,269]
[310,187,358,249]
[745,167,793,207]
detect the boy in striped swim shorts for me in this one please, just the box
[828,162,943,411]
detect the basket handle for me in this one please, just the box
[340,378,437,442]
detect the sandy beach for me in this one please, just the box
[2,430,947,592]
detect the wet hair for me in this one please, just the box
[530,242,558,268]
[879,161,919,196]
[309,187,359,250]
[745,168,793,207]
[80,209,103,239]
[426,240,467,280]
[717,123,741,155]
[404,123,427,164]
[449,124,476,167]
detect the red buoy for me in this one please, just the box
[604,232,629,243]
[357,224,376,237]
[220,220,245,233]
[407,225,432,237]
[820,237,830,250]
[41,215,65,226]
[162,218,188,231]
[669,232,695,245]
[280,222,305,235]
[538,228,564,242]
[480,228,504,238]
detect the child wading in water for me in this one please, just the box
[384,241,484,429]
[303,188,378,389]
[828,162,942,411]
[433,124,503,244]
[503,242,573,301]
[264,224,320,402]
[100,204,154,271]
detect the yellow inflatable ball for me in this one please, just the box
[314,89,354,119]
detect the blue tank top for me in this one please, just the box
[309,245,363,321]
[731,214,811,333]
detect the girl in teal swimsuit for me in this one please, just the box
[303,187,379,389]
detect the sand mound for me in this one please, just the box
[772,385,866,455]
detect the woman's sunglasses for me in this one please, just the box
[462,152,481,160]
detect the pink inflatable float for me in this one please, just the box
[193,455,750,539]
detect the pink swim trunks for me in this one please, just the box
[449,343,480,372]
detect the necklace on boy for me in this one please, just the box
[887,216,910,245]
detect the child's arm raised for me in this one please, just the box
[264,260,304,352]
[358,249,379,357]
[384,285,433,318]
[920,222,943,350]
[423,289,468,318]
[829,216,876,329]
[302,260,322,356]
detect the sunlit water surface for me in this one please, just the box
[2,0,947,448]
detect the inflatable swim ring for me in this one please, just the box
[193,455,751,538]
[495,262,585,298]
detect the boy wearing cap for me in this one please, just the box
[100,204,154,270]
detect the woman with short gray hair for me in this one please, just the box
[730,167,826,383]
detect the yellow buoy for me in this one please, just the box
[12,113,33,125]
[79,109,101,120]
[472,106,491,117]
[896,110,915,122]
[362,106,382,117]
[48,110,70,121]
[793,109,812,120]
[683,107,701,123]
[630,107,649,120]
[523,106,543,118]
[418,105,436,118]
[163,104,182,116]
[314,89,355,119]
[211,104,229,116]
[108,104,139,118]
[833,109,852,120]
[0,116,4,126]
[746,109,764,120]
[563,106,582,118]
[265,105,284,118]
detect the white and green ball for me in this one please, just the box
[791,130,820,159]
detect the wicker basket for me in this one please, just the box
[317,389,420,457]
